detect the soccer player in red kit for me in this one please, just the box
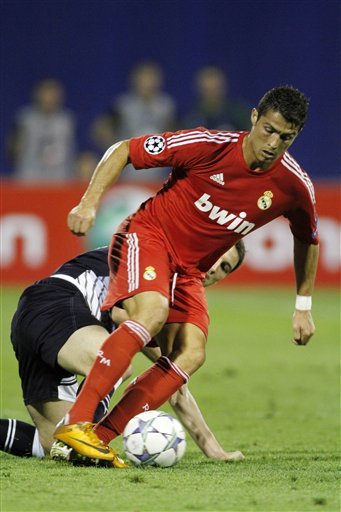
[54,86,319,463]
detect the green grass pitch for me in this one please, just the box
[0,285,339,512]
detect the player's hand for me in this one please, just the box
[67,203,97,236]
[292,310,315,345]
[207,449,245,462]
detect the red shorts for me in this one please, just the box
[102,220,210,337]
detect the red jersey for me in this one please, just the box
[128,128,318,273]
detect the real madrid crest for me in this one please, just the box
[143,266,157,280]
[257,190,273,210]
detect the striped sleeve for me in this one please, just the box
[282,152,319,244]
[129,128,240,170]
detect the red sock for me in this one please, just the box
[95,356,189,443]
[68,321,151,423]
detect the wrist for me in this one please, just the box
[80,195,98,209]
[295,295,312,311]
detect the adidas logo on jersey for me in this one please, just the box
[194,193,255,235]
[210,173,225,186]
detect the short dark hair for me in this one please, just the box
[257,86,309,131]
[220,239,246,274]
[231,239,246,273]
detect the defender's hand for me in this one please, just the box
[207,449,245,462]
[292,310,315,345]
[67,204,97,236]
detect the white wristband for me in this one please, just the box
[295,295,312,311]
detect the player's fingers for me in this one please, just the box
[68,213,93,236]
[67,212,80,232]
[300,331,313,346]
[68,217,83,235]
[299,321,315,345]
[292,325,303,345]
[293,330,313,346]
[71,229,86,237]
[79,218,92,234]
[293,338,304,345]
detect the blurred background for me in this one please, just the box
[1,0,340,286]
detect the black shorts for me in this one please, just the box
[11,277,104,406]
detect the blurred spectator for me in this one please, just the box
[6,79,76,182]
[91,61,177,182]
[183,66,250,131]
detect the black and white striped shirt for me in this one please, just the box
[50,247,110,320]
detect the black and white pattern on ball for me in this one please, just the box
[144,136,166,155]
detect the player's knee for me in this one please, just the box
[37,428,53,455]
[57,325,109,376]
[127,293,169,337]
[147,302,169,336]
[189,347,206,373]
[172,345,206,376]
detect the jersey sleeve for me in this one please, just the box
[284,179,319,245]
[128,128,230,170]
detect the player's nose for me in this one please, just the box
[268,133,280,149]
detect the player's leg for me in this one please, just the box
[54,290,169,457]
[1,357,133,461]
[95,321,206,442]
[57,324,112,376]
[58,324,134,420]
[62,291,169,422]
[27,400,72,454]
[8,281,124,462]
[55,230,171,457]
[158,322,207,374]
[2,325,132,459]
[0,419,43,458]
[95,275,209,443]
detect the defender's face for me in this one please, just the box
[203,245,241,287]
[245,109,299,169]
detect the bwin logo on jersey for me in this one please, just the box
[194,193,255,235]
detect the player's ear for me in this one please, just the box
[251,108,258,127]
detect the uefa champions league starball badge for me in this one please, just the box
[144,136,166,154]
[257,190,273,210]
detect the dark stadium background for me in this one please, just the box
[1,0,340,179]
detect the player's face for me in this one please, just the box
[244,109,299,170]
[222,245,240,272]
[203,246,240,287]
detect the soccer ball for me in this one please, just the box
[123,410,186,467]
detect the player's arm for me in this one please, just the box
[141,346,244,461]
[67,140,130,236]
[168,386,244,461]
[292,237,319,345]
